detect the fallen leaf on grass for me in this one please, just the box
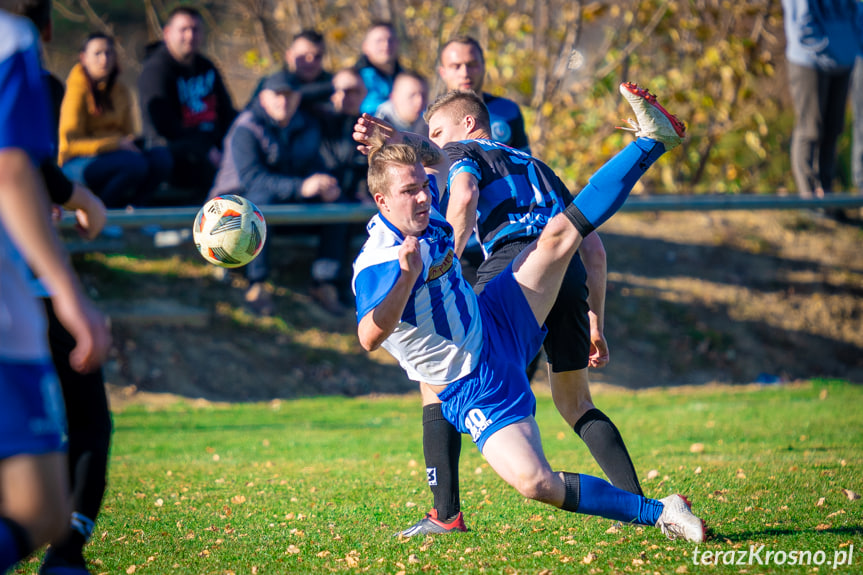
[816,497,826,506]
[826,510,846,519]
[694,467,702,474]
[126,567,136,574]
[815,523,831,531]
[676,565,688,573]
[646,469,659,480]
[736,469,746,479]
[286,545,300,554]
[582,552,597,564]
[690,443,705,453]
[841,489,860,501]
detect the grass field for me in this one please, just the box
[14,380,863,574]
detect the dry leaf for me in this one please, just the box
[819,388,828,399]
[125,567,136,574]
[827,510,846,518]
[815,523,831,531]
[286,545,300,554]
[816,497,826,506]
[155,498,164,507]
[582,552,597,564]
[605,524,621,534]
[841,489,860,501]
[676,565,688,573]
[231,495,246,504]
[694,467,702,474]
[316,551,331,558]
[736,469,746,479]
[408,554,420,564]
[252,567,258,574]
[690,443,705,453]
[646,469,660,480]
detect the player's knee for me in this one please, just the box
[512,471,557,503]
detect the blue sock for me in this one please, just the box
[573,474,664,525]
[565,138,665,235]
[0,517,30,572]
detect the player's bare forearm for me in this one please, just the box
[357,272,418,351]
[580,232,607,331]
[445,172,480,258]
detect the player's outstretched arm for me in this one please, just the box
[0,149,111,373]
[579,232,609,368]
[357,236,423,351]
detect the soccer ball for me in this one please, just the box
[193,195,267,268]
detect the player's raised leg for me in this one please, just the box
[512,82,685,326]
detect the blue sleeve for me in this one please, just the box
[0,41,52,161]
[354,259,402,321]
[445,143,482,188]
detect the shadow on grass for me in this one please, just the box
[715,525,863,541]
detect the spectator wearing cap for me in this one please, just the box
[245,29,334,114]
[210,71,343,316]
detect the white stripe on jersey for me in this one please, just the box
[353,208,483,385]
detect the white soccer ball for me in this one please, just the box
[193,195,267,268]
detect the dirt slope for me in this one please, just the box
[77,209,863,403]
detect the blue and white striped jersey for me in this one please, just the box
[352,179,483,385]
[0,11,53,362]
[445,138,572,256]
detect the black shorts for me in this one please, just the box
[474,239,590,373]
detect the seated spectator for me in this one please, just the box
[209,71,347,316]
[138,6,236,204]
[320,68,369,204]
[374,70,428,136]
[354,21,402,115]
[58,33,171,208]
[246,29,334,113]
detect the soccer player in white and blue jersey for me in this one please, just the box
[352,135,705,542]
[0,4,110,572]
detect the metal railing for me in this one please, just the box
[58,193,863,230]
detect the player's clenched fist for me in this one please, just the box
[399,235,423,279]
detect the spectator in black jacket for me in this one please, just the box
[210,71,345,316]
[138,6,236,204]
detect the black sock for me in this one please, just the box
[43,513,92,566]
[422,403,461,520]
[560,472,581,512]
[574,408,643,496]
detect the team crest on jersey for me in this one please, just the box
[490,119,512,145]
[427,249,454,282]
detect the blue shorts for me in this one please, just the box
[0,360,67,459]
[438,264,547,452]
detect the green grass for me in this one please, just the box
[15,381,863,574]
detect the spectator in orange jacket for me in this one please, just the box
[59,32,172,208]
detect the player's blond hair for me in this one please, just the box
[367,141,420,198]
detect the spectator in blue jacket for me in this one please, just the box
[781,0,863,198]
[354,21,403,116]
[210,71,344,316]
